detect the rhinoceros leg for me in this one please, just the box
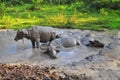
[31,40,35,48]
[36,38,40,48]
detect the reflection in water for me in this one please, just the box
[58,51,75,57]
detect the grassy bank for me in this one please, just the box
[0,3,120,30]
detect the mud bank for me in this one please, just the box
[0,29,120,80]
[0,64,92,80]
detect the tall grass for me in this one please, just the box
[0,3,120,30]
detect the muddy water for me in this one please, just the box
[0,29,120,66]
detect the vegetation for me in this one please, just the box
[0,0,120,30]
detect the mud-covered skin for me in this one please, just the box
[81,35,104,48]
[47,36,81,59]
[14,26,56,48]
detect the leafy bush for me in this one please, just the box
[82,0,120,10]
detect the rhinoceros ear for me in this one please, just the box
[56,34,62,38]
[21,29,28,35]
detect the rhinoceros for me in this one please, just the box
[41,36,81,59]
[81,35,104,48]
[14,26,57,48]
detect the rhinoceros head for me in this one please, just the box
[48,46,60,59]
[14,29,28,41]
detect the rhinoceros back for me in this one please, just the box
[61,36,76,48]
[29,26,56,42]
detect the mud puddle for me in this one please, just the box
[0,29,120,65]
[0,29,120,80]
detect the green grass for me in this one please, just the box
[0,4,120,30]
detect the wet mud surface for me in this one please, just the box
[0,29,120,80]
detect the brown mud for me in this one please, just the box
[0,64,92,80]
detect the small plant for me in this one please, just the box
[29,0,42,11]
[100,8,108,16]
[108,21,119,29]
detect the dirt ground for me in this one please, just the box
[0,63,93,80]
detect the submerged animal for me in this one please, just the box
[81,35,104,48]
[41,36,81,59]
[14,26,57,48]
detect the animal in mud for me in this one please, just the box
[41,36,81,59]
[14,26,57,48]
[81,35,104,48]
